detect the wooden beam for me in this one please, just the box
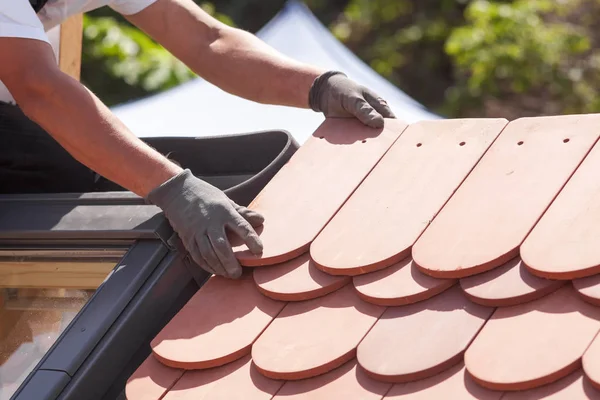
[58,14,83,80]
[0,261,115,289]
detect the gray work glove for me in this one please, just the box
[146,169,263,279]
[309,71,396,129]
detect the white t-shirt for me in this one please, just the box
[0,0,157,103]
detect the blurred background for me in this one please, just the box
[84,0,600,122]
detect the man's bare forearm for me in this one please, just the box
[16,70,181,197]
[127,0,326,108]
[191,26,325,107]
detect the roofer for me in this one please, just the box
[0,0,395,279]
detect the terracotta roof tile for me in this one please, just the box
[460,257,565,307]
[273,359,390,400]
[162,355,282,400]
[353,256,455,306]
[126,352,183,400]
[126,116,600,399]
[311,118,506,276]
[253,253,350,301]
[150,272,285,369]
[465,285,600,391]
[358,285,492,383]
[252,284,384,380]
[583,333,600,390]
[521,133,600,280]
[413,115,600,278]
[573,274,600,306]
[384,362,501,400]
[501,370,600,400]
[234,118,406,266]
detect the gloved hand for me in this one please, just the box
[309,71,396,129]
[146,169,263,279]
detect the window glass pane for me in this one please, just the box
[0,248,126,400]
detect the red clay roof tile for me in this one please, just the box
[253,253,350,301]
[353,257,456,306]
[311,118,506,276]
[413,115,600,278]
[162,355,282,400]
[521,133,600,280]
[583,333,600,391]
[234,118,406,266]
[465,285,600,391]
[358,285,492,383]
[273,359,391,400]
[150,272,285,369]
[126,352,183,400]
[384,363,501,400]
[252,284,384,380]
[501,369,600,400]
[573,274,600,306]
[126,116,600,399]
[460,257,565,307]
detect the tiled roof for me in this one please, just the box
[126,115,600,399]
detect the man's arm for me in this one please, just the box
[125,0,322,108]
[0,38,181,197]
[125,0,396,126]
[0,37,263,278]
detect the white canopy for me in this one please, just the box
[111,1,440,143]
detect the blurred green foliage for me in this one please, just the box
[82,15,194,105]
[81,2,232,105]
[82,0,600,118]
[444,0,600,117]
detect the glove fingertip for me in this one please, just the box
[245,211,265,227]
[364,111,384,128]
[229,266,243,279]
[246,234,264,255]
[236,205,265,227]
[369,116,385,129]
[382,107,397,119]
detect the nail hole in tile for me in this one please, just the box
[517,141,524,146]
[563,138,570,143]
[416,143,422,147]
[459,141,466,146]
[361,139,367,143]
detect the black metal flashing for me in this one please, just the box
[13,370,70,400]
[61,253,208,400]
[0,203,173,244]
[39,240,167,376]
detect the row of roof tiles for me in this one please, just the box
[127,115,600,399]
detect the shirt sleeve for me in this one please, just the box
[0,0,48,43]
[109,0,159,15]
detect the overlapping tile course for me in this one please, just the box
[127,115,600,399]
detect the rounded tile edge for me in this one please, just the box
[413,249,519,279]
[354,278,456,307]
[251,350,356,381]
[237,245,310,267]
[460,279,565,307]
[465,357,581,392]
[358,351,465,384]
[255,276,351,302]
[151,344,251,371]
